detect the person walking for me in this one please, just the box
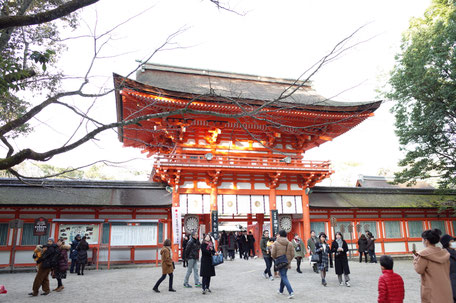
[260,230,274,281]
[307,230,319,273]
[227,232,236,260]
[315,232,332,287]
[182,234,189,268]
[291,233,306,274]
[200,234,216,294]
[52,238,70,292]
[183,231,202,288]
[440,234,456,302]
[29,238,58,296]
[153,239,176,293]
[358,234,368,263]
[76,236,89,275]
[378,255,404,303]
[220,231,228,260]
[271,230,295,299]
[414,229,452,303]
[331,232,351,287]
[69,234,81,273]
[247,231,256,258]
[366,231,377,263]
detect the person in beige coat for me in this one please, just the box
[153,239,176,293]
[413,229,452,303]
[271,230,295,299]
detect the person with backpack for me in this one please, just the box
[76,236,89,275]
[69,234,81,273]
[52,238,70,292]
[271,230,295,299]
[29,238,58,296]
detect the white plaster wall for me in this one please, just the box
[375,243,382,253]
[290,184,300,190]
[237,195,251,214]
[237,183,251,190]
[409,241,425,252]
[187,194,203,214]
[181,181,194,189]
[219,182,234,189]
[0,251,9,265]
[254,183,268,190]
[202,195,210,214]
[109,249,131,261]
[384,242,406,253]
[134,248,157,261]
[197,181,210,189]
[15,250,34,264]
[276,183,287,190]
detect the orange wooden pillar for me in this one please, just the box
[269,188,277,237]
[210,186,218,249]
[301,189,311,253]
[171,186,180,262]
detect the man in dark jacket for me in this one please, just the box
[69,234,81,273]
[29,238,58,296]
[247,231,256,258]
[183,232,202,288]
[220,231,228,260]
[260,230,273,280]
[227,232,236,260]
[440,234,456,302]
[307,230,319,273]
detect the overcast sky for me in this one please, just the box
[10,0,432,185]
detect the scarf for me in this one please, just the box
[206,241,213,251]
[336,238,343,250]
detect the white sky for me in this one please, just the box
[9,0,432,185]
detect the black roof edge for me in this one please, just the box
[0,178,166,190]
[312,186,456,195]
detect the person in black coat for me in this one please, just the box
[220,231,228,260]
[227,232,236,260]
[441,234,456,303]
[331,232,351,287]
[366,231,377,263]
[76,236,89,275]
[247,231,256,258]
[182,234,189,267]
[200,234,216,294]
[69,234,81,273]
[29,238,59,296]
[358,234,368,263]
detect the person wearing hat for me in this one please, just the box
[29,238,58,296]
[441,234,456,302]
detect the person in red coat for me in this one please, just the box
[378,255,404,303]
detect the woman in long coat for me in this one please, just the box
[414,229,452,303]
[52,238,70,292]
[315,232,332,287]
[153,239,175,292]
[291,234,306,273]
[358,234,368,263]
[200,234,216,294]
[76,236,89,275]
[331,232,351,287]
[440,234,456,302]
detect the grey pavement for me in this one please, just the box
[0,257,420,303]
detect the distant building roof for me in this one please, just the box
[132,63,382,110]
[356,175,434,189]
[310,186,455,209]
[0,178,170,207]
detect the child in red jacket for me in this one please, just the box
[378,255,404,303]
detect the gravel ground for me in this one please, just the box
[0,257,421,302]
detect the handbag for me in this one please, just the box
[212,253,224,266]
[310,253,319,263]
[172,261,175,269]
[275,254,288,270]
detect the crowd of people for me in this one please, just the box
[29,235,89,296]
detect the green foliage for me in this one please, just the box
[387,0,456,189]
[0,0,79,138]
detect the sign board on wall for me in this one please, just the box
[59,224,99,244]
[34,217,48,236]
[171,207,182,245]
[271,210,279,236]
[110,224,157,246]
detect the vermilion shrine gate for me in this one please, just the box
[114,64,381,260]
